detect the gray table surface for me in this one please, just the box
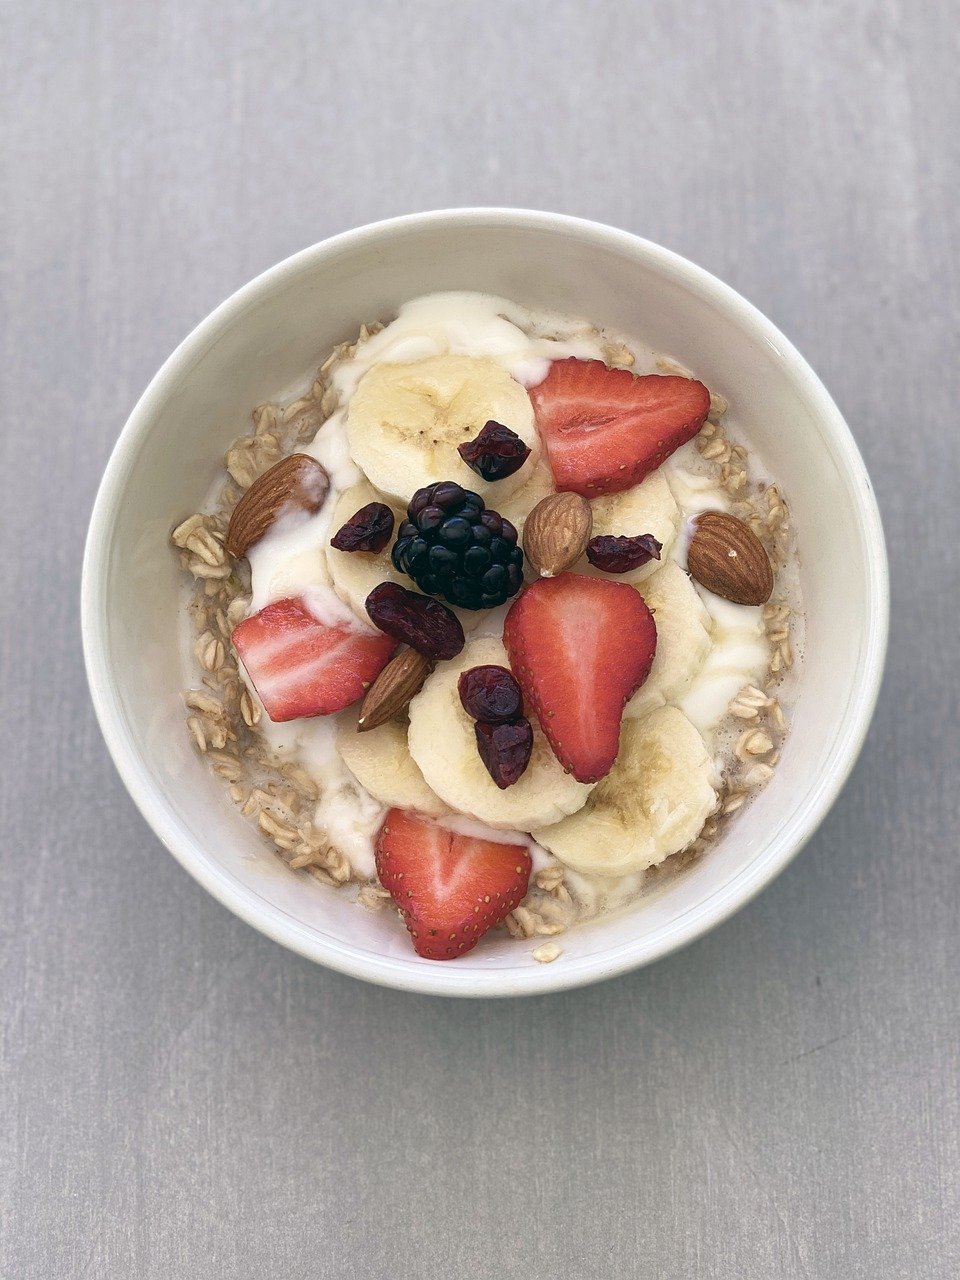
[3,1,958,1276]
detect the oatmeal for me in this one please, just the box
[172,292,799,961]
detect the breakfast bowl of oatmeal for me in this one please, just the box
[81,210,887,996]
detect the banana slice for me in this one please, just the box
[501,466,680,586]
[533,706,718,877]
[325,478,478,631]
[497,462,555,539]
[407,637,594,829]
[625,562,713,719]
[324,479,406,622]
[338,715,447,817]
[346,354,539,505]
[584,471,681,584]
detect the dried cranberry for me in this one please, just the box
[474,719,534,788]
[330,502,395,553]
[458,421,531,482]
[458,665,523,723]
[365,582,465,660]
[586,534,662,574]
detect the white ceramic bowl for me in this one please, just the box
[82,209,888,997]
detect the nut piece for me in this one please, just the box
[522,492,593,577]
[687,511,773,605]
[357,647,433,732]
[226,454,329,558]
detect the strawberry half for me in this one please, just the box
[375,809,531,960]
[232,596,396,722]
[529,358,710,497]
[503,574,657,783]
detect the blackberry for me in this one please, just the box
[391,481,525,611]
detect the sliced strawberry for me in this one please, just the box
[503,574,657,782]
[375,809,531,960]
[232,596,396,722]
[529,358,710,497]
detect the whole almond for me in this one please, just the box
[687,511,773,605]
[226,454,329,558]
[357,647,433,732]
[522,492,593,577]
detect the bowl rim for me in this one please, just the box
[81,207,889,997]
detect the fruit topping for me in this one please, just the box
[532,707,718,876]
[503,574,658,782]
[586,533,662,574]
[345,354,538,504]
[375,808,531,959]
[357,647,433,732]
[407,636,594,829]
[458,665,524,724]
[625,563,711,719]
[391,481,525,611]
[330,501,395,553]
[365,581,465,661]
[231,596,396,722]
[687,511,773,605]
[457,420,532,481]
[529,358,710,497]
[474,719,534,789]
[225,455,329,558]
[457,664,531,787]
[338,716,448,817]
[522,491,593,577]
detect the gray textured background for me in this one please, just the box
[2,1,958,1276]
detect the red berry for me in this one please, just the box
[457,665,523,723]
[503,573,658,782]
[530,358,710,496]
[375,809,531,960]
[474,719,534,788]
[231,597,396,722]
[586,533,662,573]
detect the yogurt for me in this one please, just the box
[241,292,779,883]
[245,293,610,617]
[663,445,771,740]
